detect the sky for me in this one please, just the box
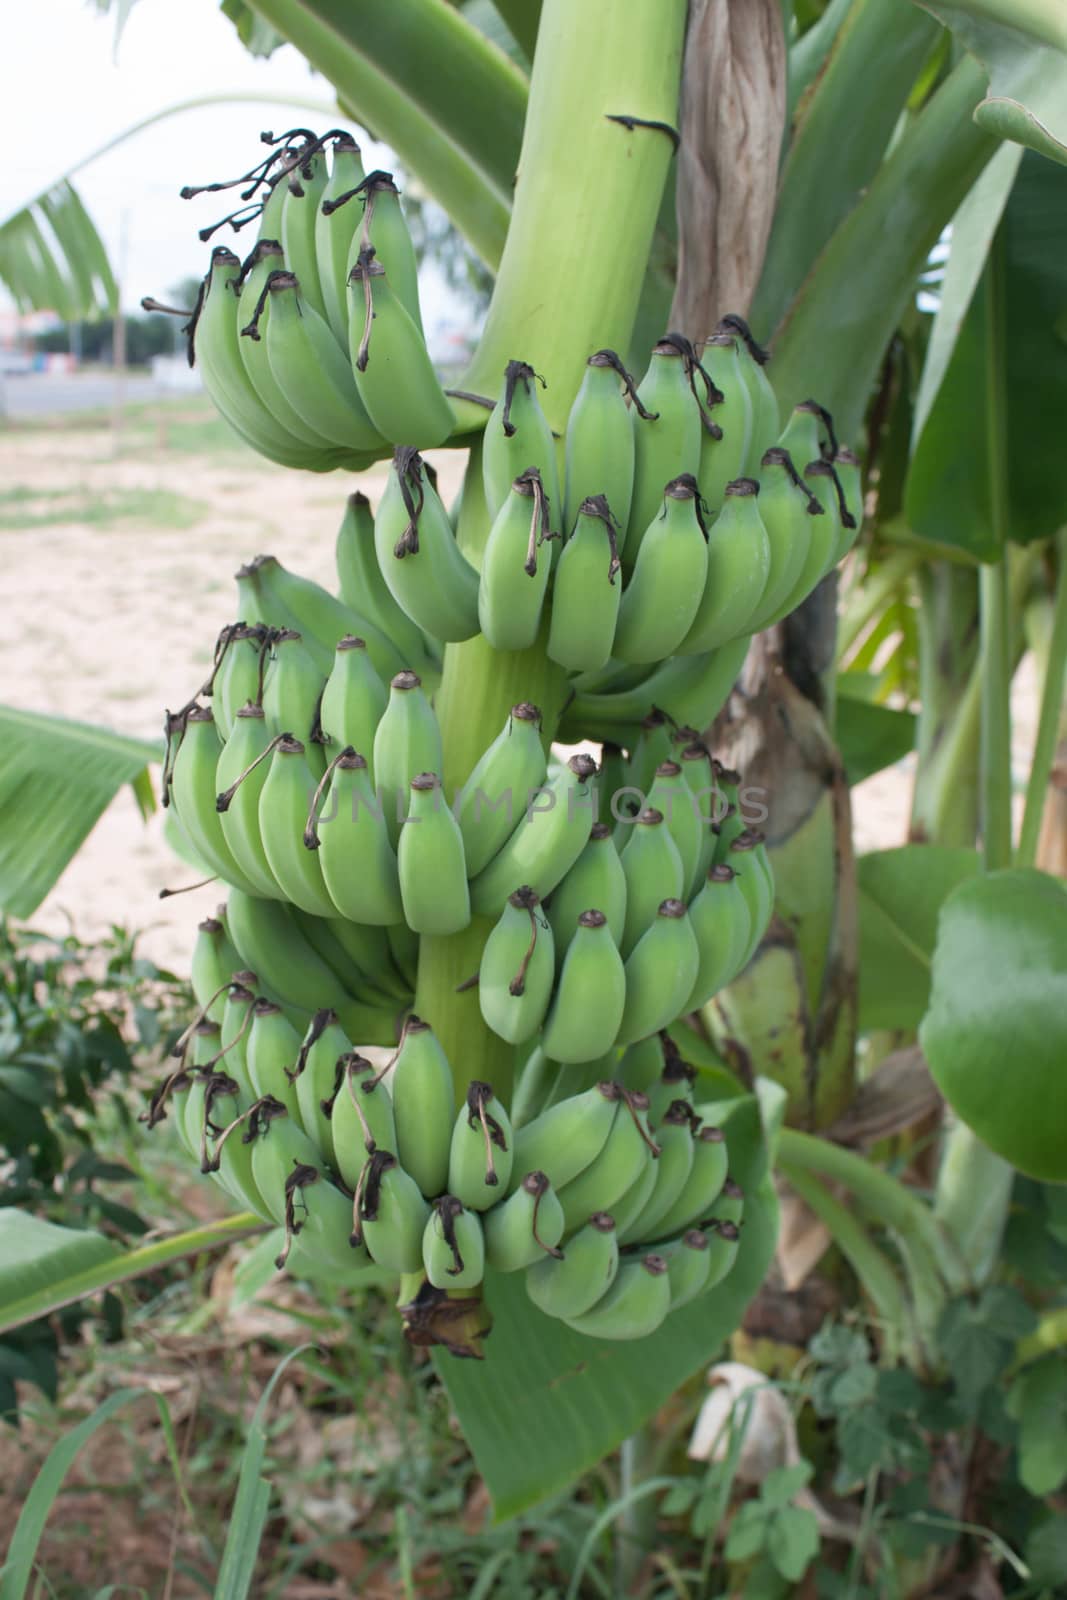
[1,0,467,328]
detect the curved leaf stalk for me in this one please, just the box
[1017,529,1067,868]
[457,0,688,432]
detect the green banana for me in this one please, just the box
[290,904,407,1007]
[307,750,403,926]
[348,247,454,448]
[246,998,304,1123]
[344,171,424,333]
[564,1253,671,1340]
[482,360,561,524]
[479,887,555,1044]
[546,494,622,674]
[423,1196,486,1290]
[263,270,386,452]
[215,705,285,898]
[608,1155,660,1238]
[832,448,863,563]
[626,335,708,560]
[745,448,821,628]
[241,552,404,683]
[215,979,258,1103]
[685,864,753,1011]
[374,449,480,644]
[617,900,700,1047]
[447,1081,515,1209]
[329,1052,397,1190]
[257,737,335,917]
[372,669,444,846]
[662,1230,715,1310]
[643,1039,697,1125]
[628,711,676,802]
[564,348,649,541]
[288,1007,350,1167]
[645,760,703,899]
[596,743,631,828]
[484,1171,566,1272]
[715,316,779,470]
[455,702,547,878]
[678,479,771,654]
[621,1099,697,1243]
[212,623,269,740]
[251,1111,360,1270]
[545,822,627,956]
[236,241,326,448]
[259,628,326,759]
[387,1017,455,1199]
[203,1087,277,1223]
[279,147,330,324]
[676,741,721,893]
[710,1178,745,1230]
[728,829,775,968]
[470,753,598,917]
[619,808,684,958]
[398,773,471,935]
[335,492,438,680]
[557,1090,658,1234]
[652,1120,729,1239]
[314,134,365,346]
[697,334,753,514]
[701,1219,742,1285]
[804,457,855,581]
[541,910,626,1064]
[613,475,710,663]
[777,396,835,466]
[352,1149,430,1272]
[318,636,387,766]
[190,915,241,1022]
[526,1212,619,1319]
[170,706,262,895]
[617,1034,665,1097]
[477,468,555,651]
[509,1081,620,1193]
[559,636,750,748]
[172,1020,221,1159]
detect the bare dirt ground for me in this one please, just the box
[1,396,1036,975]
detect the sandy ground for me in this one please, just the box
[0,398,1038,976]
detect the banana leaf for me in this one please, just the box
[0,706,160,920]
[0,180,116,320]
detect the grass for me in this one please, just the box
[0,483,209,533]
[3,395,253,460]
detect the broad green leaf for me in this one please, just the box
[836,694,917,786]
[907,152,1067,557]
[920,867,1067,1181]
[767,1503,821,1582]
[857,846,980,1032]
[0,181,118,321]
[761,1461,813,1508]
[917,2,1067,165]
[437,1094,776,1518]
[769,54,997,443]
[0,705,159,919]
[755,0,940,338]
[1007,1357,1067,1496]
[1027,1515,1067,1587]
[219,0,285,54]
[787,0,852,125]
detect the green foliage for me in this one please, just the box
[856,845,980,1032]
[724,1464,820,1583]
[0,180,117,321]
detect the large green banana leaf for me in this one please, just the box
[0,706,160,920]
[0,180,116,320]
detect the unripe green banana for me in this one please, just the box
[387,1017,455,1199]
[479,887,555,1044]
[263,271,386,452]
[170,707,262,895]
[287,906,402,1010]
[546,494,623,673]
[678,478,771,654]
[256,736,334,916]
[526,1212,619,1319]
[613,475,710,663]
[314,134,365,346]
[190,915,241,1021]
[621,1099,698,1243]
[541,910,626,1064]
[509,1081,620,1193]
[456,702,547,878]
[617,899,700,1047]
[560,637,750,750]
[251,1110,366,1271]
[213,623,270,740]
[279,147,330,323]
[240,552,404,683]
[557,1090,658,1234]
[709,1178,745,1230]
[335,492,438,680]
[777,396,835,466]
[289,1007,350,1169]
[663,1229,715,1310]
[546,823,627,956]
[215,705,285,898]
[470,753,599,917]
[564,1252,672,1341]
[509,1044,560,1131]
[697,335,754,514]
[619,808,685,958]
[702,1219,742,1286]
[676,741,722,893]
[484,1171,566,1272]
[423,1195,486,1289]
[715,316,780,470]
[685,864,753,1010]
[626,335,710,560]
[203,1088,278,1223]
[564,349,649,541]
[727,827,775,957]
[744,448,821,628]
[173,1019,222,1159]
[608,1155,660,1238]
[447,1080,515,1209]
[831,448,863,564]
[246,997,304,1124]
[373,669,444,846]
[236,241,325,448]
[374,449,480,644]
[398,773,471,935]
[215,979,258,1103]
[353,1149,430,1272]
[616,1034,665,1097]
[652,1120,730,1239]
[306,749,404,926]
[329,1052,398,1190]
[596,744,630,827]
[644,760,703,901]
[259,628,327,756]
[803,457,855,582]
[318,635,387,766]
[344,171,424,333]
[477,468,555,650]
[482,360,561,524]
[627,711,676,803]
[644,1040,698,1125]
[348,247,454,447]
